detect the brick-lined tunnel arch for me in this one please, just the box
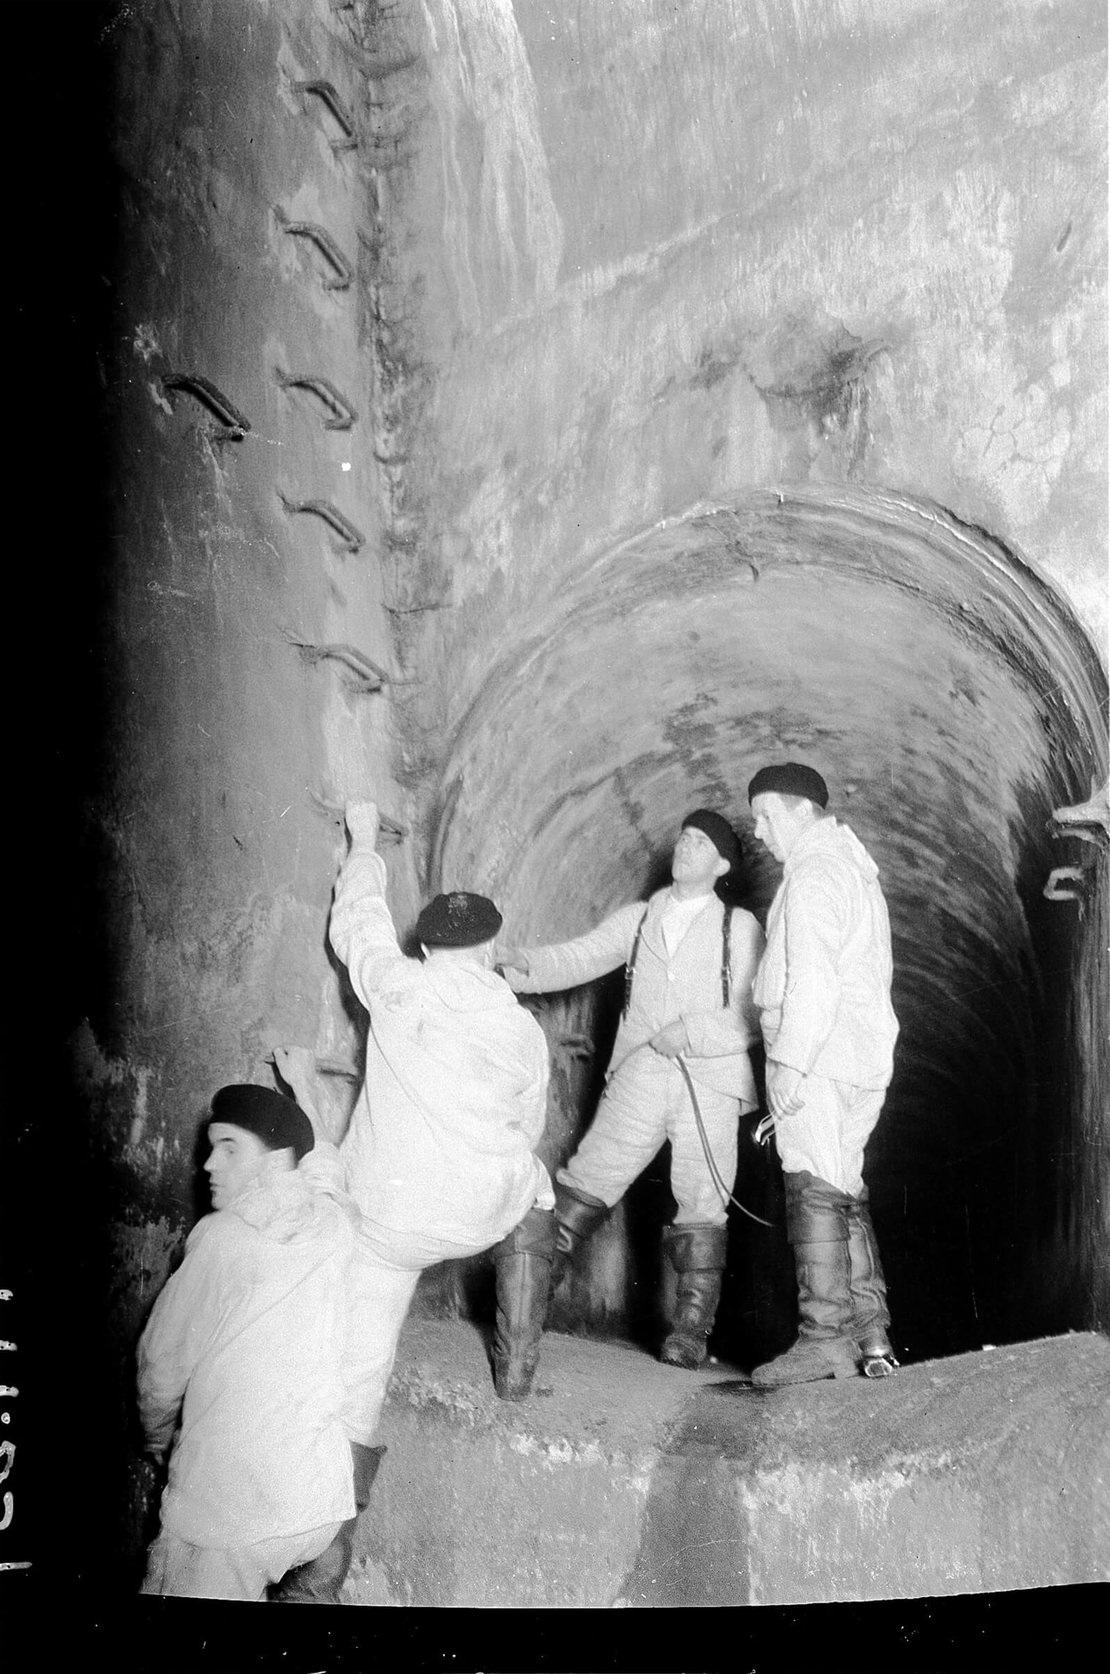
[425,485,1108,1367]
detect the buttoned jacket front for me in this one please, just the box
[509,890,764,1109]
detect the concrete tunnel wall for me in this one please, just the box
[34,0,1108,1578]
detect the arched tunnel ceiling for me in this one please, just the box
[430,486,1106,1244]
[436,486,1104,917]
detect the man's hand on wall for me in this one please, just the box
[649,1020,690,1058]
[494,944,529,975]
[344,799,380,849]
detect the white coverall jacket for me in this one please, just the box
[507,890,764,1222]
[137,1157,357,1552]
[331,840,551,1249]
[754,817,899,1194]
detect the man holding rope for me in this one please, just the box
[497,810,764,1369]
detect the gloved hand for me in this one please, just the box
[649,1020,690,1059]
[767,1062,807,1118]
[344,800,380,848]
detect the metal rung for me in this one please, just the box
[162,373,250,439]
[1050,777,1110,844]
[275,370,358,430]
[279,494,364,552]
[307,790,407,843]
[286,635,391,691]
[276,211,354,290]
[1044,865,1085,903]
[315,1057,362,1080]
[294,79,359,151]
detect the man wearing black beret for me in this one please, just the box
[328,801,555,1457]
[136,1085,363,1599]
[499,810,765,1370]
[748,762,900,1385]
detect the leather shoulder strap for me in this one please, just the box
[622,906,650,1019]
[721,907,732,1008]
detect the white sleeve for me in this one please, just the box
[135,1220,226,1454]
[328,840,414,1009]
[505,903,646,995]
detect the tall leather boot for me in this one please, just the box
[550,1181,609,1292]
[272,1441,386,1603]
[752,1172,860,1386]
[492,1205,557,1400]
[847,1187,899,1378]
[659,1222,728,1370]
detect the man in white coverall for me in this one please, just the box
[747,762,900,1385]
[330,799,555,1446]
[498,810,765,1370]
[137,1085,364,1601]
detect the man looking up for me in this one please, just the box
[498,810,764,1370]
[747,762,900,1385]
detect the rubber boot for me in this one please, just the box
[492,1205,557,1400]
[659,1222,728,1369]
[550,1181,609,1291]
[271,1441,386,1603]
[752,1172,860,1386]
[847,1188,900,1378]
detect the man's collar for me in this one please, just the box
[785,815,838,867]
[665,884,720,906]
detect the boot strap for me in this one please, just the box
[861,1350,900,1378]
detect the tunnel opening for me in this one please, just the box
[418,485,1108,1370]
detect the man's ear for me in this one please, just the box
[713,855,730,880]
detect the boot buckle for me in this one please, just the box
[861,1349,900,1378]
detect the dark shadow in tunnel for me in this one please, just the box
[13,0,141,1598]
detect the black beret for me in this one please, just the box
[415,890,503,948]
[681,808,744,873]
[747,763,829,808]
[209,1085,315,1160]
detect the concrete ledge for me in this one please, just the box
[349,1323,1110,1607]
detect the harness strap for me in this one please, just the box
[675,1055,774,1226]
[721,904,732,1008]
[622,907,649,1019]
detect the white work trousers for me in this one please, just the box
[140,1521,342,1601]
[341,1224,479,1447]
[559,1050,739,1227]
[769,1068,886,1197]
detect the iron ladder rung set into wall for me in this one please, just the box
[158,56,416,845]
